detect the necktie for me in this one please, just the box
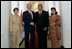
[30,12,32,19]
[39,12,41,16]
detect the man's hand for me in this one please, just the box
[30,22,34,26]
[44,27,47,31]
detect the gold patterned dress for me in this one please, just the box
[10,16,22,48]
[49,15,61,48]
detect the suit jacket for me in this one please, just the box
[23,10,35,31]
[34,10,49,31]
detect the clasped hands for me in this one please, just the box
[50,23,56,26]
[30,22,34,26]
[30,22,47,31]
[22,22,34,26]
[23,22,47,31]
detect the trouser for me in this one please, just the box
[37,30,47,48]
[51,37,61,48]
[25,30,35,48]
[12,31,20,48]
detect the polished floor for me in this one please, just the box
[20,38,52,48]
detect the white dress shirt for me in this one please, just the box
[38,10,42,14]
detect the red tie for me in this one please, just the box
[30,12,32,19]
[39,12,41,16]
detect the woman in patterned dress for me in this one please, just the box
[49,7,61,48]
[10,8,22,48]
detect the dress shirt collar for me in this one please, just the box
[38,10,42,14]
[28,10,32,13]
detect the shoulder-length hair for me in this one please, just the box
[51,7,58,15]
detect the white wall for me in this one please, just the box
[47,1,55,16]
[60,1,71,48]
[11,1,19,15]
[1,1,11,48]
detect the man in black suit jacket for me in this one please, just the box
[34,4,49,48]
[23,4,35,48]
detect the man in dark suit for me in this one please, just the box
[34,4,49,48]
[23,4,35,48]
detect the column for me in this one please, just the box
[60,1,71,48]
[44,1,48,11]
[48,1,55,16]
[54,1,60,15]
[1,1,11,48]
[19,1,25,15]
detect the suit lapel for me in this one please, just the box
[27,10,33,20]
[27,10,30,16]
[41,10,43,16]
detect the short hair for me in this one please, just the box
[13,8,19,12]
[38,4,43,8]
[51,7,56,11]
[51,7,58,15]
[27,4,32,7]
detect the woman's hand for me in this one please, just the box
[48,31,51,40]
[50,23,56,26]
[22,22,24,26]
